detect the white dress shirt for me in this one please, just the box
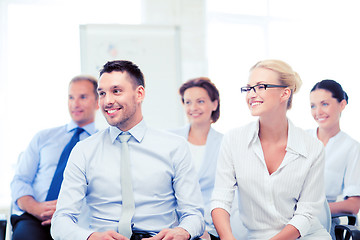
[51,120,205,240]
[308,129,360,202]
[211,120,330,239]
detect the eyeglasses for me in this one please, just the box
[240,83,288,93]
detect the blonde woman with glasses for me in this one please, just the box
[211,59,330,239]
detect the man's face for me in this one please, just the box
[68,80,99,127]
[97,71,144,131]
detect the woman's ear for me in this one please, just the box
[212,99,218,111]
[280,88,291,103]
[340,99,347,111]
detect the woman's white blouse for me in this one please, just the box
[308,129,360,202]
[188,143,206,172]
[211,120,326,238]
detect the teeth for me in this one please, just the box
[251,102,262,106]
[107,109,117,114]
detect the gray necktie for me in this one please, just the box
[117,133,135,238]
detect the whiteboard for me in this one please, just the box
[80,24,185,130]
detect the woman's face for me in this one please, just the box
[246,67,288,117]
[310,89,346,130]
[183,87,218,126]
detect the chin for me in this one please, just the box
[104,117,117,127]
[249,110,260,117]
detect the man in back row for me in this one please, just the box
[51,60,205,240]
[10,75,99,240]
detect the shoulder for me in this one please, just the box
[339,131,359,144]
[223,121,256,141]
[37,125,66,135]
[217,122,257,152]
[147,127,188,145]
[76,128,110,146]
[290,123,324,157]
[207,127,223,144]
[210,127,223,138]
[294,125,319,142]
[168,125,189,138]
[32,125,67,141]
[336,131,360,150]
[145,128,191,162]
[305,128,317,137]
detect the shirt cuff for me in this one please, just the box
[343,186,360,198]
[287,214,311,237]
[178,216,205,240]
[210,200,231,214]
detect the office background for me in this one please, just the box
[1,0,360,212]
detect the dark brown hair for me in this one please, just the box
[179,77,220,123]
[99,60,145,89]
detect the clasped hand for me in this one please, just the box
[32,200,57,226]
[88,227,190,240]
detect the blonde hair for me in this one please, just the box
[250,59,302,109]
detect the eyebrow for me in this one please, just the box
[97,85,122,92]
[246,82,266,86]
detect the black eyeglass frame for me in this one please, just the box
[240,83,288,93]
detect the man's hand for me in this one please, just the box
[143,227,190,240]
[17,195,57,225]
[35,200,57,225]
[87,231,129,240]
[200,231,210,240]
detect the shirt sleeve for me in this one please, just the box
[10,132,42,210]
[172,139,205,240]
[288,144,326,237]
[211,133,237,214]
[50,144,94,240]
[343,142,360,198]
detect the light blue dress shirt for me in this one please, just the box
[171,125,248,239]
[171,126,223,224]
[51,120,205,240]
[10,121,97,213]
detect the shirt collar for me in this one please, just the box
[286,120,308,158]
[109,119,147,144]
[66,121,97,135]
[247,119,308,158]
[247,120,260,147]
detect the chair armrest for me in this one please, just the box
[335,225,360,240]
[332,213,357,225]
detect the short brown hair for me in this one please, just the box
[179,77,220,123]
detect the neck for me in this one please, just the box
[317,125,340,146]
[118,115,143,132]
[259,115,288,142]
[188,122,211,145]
[75,119,94,128]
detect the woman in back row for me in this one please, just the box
[211,59,331,239]
[171,77,246,240]
[309,79,360,239]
